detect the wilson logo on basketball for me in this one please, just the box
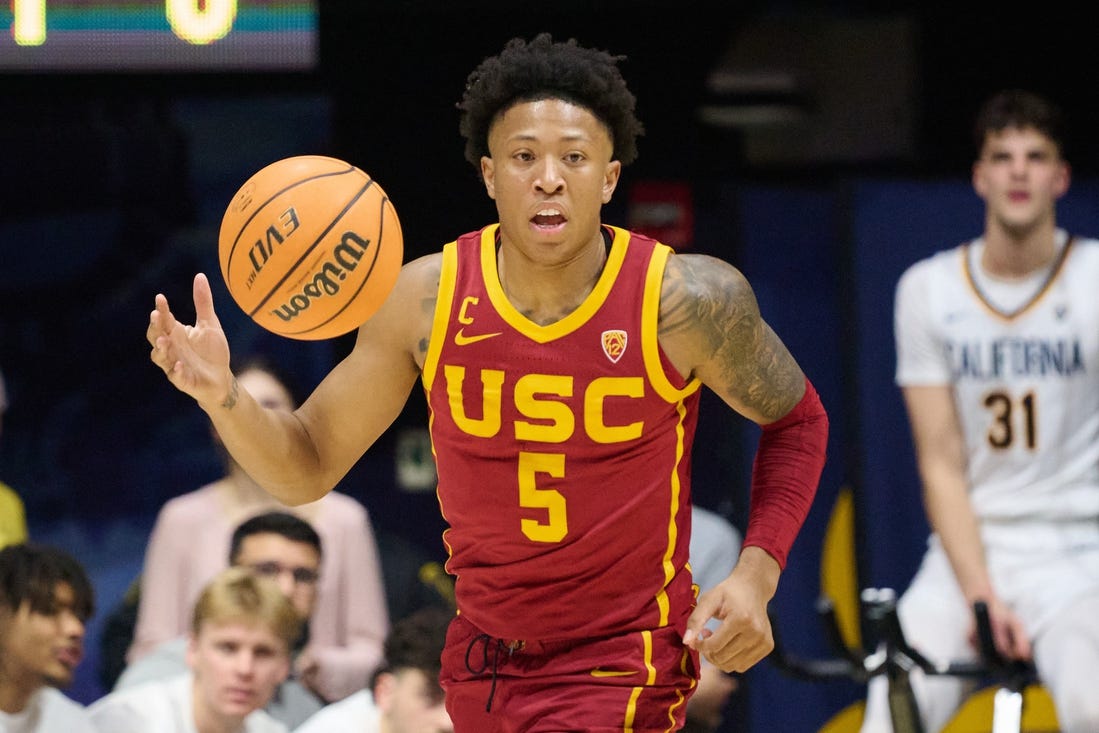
[269,231,373,324]
[601,330,627,363]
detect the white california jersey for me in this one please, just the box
[895,231,1099,520]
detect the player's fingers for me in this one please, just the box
[192,273,221,327]
[1007,619,1033,660]
[684,593,722,647]
[147,311,162,348]
[153,292,180,335]
[714,612,772,668]
[703,629,773,673]
[991,616,1016,659]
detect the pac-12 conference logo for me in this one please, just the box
[602,330,627,363]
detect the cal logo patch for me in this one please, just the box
[601,329,627,363]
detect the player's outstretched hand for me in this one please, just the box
[684,547,779,673]
[147,273,233,410]
[973,593,1033,662]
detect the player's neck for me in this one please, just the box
[496,227,609,326]
[980,220,1060,279]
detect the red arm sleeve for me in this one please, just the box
[742,377,828,569]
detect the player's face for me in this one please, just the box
[234,533,321,619]
[0,582,85,690]
[187,620,290,722]
[480,98,621,263]
[375,668,453,733]
[972,126,1069,236]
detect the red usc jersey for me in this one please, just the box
[422,224,702,641]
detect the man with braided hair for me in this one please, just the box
[148,33,828,731]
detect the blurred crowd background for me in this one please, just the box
[2,2,1097,731]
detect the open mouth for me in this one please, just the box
[532,208,566,228]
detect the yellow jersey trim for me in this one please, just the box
[421,241,458,391]
[481,224,630,342]
[642,244,702,402]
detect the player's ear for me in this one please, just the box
[971,160,988,198]
[481,157,497,200]
[1054,160,1071,199]
[601,161,621,204]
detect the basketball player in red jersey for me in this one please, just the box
[148,34,828,732]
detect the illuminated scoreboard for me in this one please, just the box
[0,1,317,71]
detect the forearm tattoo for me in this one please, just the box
[221,377,240,410]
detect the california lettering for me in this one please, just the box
[269,231,370,323]
[948,337,1085,380]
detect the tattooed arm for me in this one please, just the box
[657,253,805,421]
[662,253,829,674]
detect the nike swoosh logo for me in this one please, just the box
[590,668,638,678]
[454,328,502,346]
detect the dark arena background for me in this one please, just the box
[2,2,1097,730]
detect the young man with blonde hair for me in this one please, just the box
[90,566,300,733]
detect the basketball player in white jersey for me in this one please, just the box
[860,90,1099,733]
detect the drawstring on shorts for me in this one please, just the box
[464,633,524,711]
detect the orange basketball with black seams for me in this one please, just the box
[218,155,404,340]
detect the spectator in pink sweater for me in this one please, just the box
[127,356,389,702]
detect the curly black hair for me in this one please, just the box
[458,33,644,170]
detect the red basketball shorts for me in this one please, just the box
[441,614,700,732]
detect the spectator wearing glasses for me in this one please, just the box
[115,512,330,729]
[126,357,389,704]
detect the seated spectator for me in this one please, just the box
[293,605,453,733]
[89,566,298,733]
[0,366,29,549]
[115,511,327,728]
[128,356,389,702]
[0,542,95,732]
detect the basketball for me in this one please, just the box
[218,155,404,340]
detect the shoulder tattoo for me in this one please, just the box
[661,255,802,420]
[416,267,441,358]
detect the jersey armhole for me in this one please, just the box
[642,244,702,402]
[421,241,458,390]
